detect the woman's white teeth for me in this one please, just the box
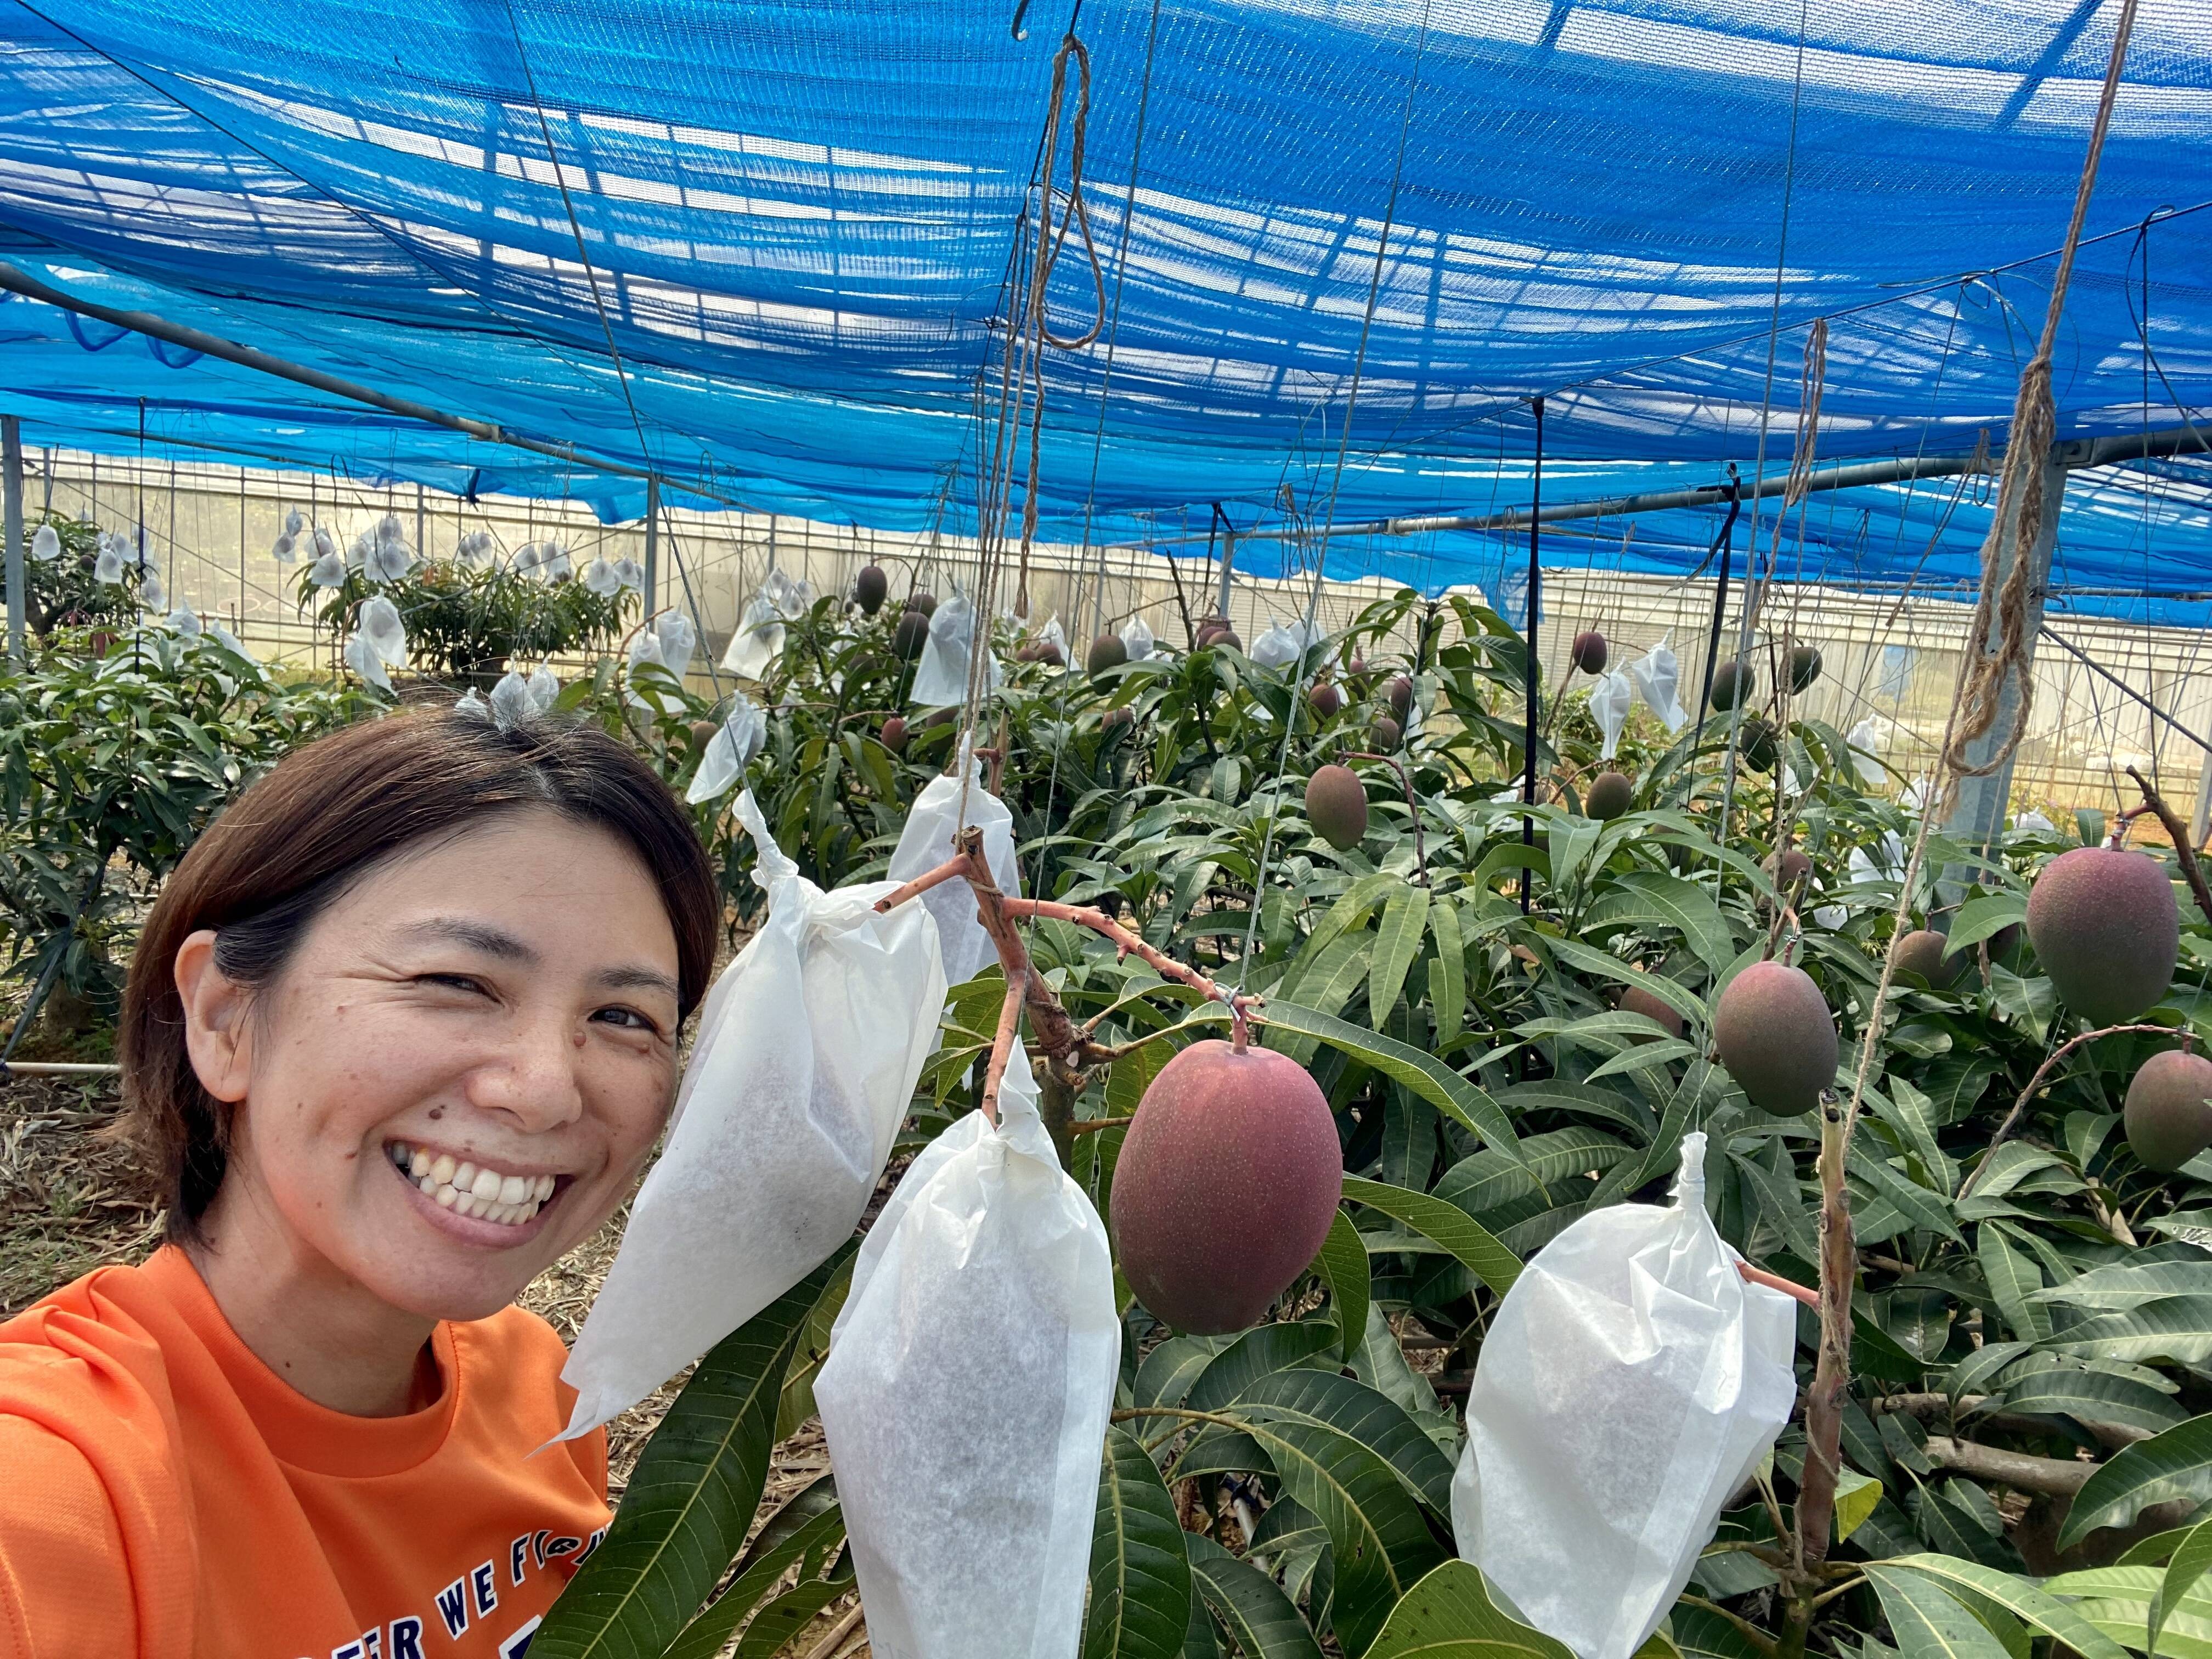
[391,1142,555,1228]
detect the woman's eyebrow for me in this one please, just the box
[399,917,538,962]
[596,965,681,998]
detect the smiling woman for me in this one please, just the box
[0,707,718,1659]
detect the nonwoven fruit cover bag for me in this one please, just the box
[885,756,1022,986]
[1588,669,1634,760]
[1451,1132,1796,1659]
[910,593,1000,708]
[1624,634,1688,733]
[559,789,948,1437]
[816,1040,1118,1659]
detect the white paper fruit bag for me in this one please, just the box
[560,789,947,1437]
[1451,1132,1796,1659]
[816,1042,1118,1659]
[885,755,1023,986]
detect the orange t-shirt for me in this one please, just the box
[0,1246,610,1659]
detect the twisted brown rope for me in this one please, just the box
[1013,32,1105,618]
[1945,0,2140,779]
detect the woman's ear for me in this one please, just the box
[173,930,255,1104]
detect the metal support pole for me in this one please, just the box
[3,415,24,661]
[415,482,426,559]
[643,477,660,618]
[1521,396,1544,915]
[1938,442,2067,882]
[1215,527,1236,621]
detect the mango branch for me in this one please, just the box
[1959,1020,2183,1199]
[1339,749,1428,883]
[875,833,1260,1096]
[2124,765,2212,929]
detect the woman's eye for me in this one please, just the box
[593,1006,661,1036]
[418,973,488,995]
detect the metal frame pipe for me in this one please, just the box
[1115,424,2208,550]
[0,262,753,512]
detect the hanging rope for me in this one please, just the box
[1012,30,1107,620]
[1945,0,2141,780]
[1233,0,1435,986]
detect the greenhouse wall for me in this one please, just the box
[32,447,2207,831]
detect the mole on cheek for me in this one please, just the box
[428,1106,445,1120]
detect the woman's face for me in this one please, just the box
[196,809,684,1322]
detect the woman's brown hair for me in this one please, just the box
[120,707,720,1241]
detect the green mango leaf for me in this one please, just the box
[535,1250,850,1659]
[1539,934,1709,1031]
[1583,870,1738,974]
[1351,1303,1452,1443]
[1877,1555,2130,1659]
[1233,1367,1458,1515]
[2154,1514,2212,1655]
[662,1485,844,1659]
[1861,1564,2016,1658]
[731,1575,851,1658]
[1977,1224,2049,1343]
[1185,1322,1344,1411]
[1436,1128,1633,1217]
[1835,1469,1884,1543]
[1430,896,1466,1046]
[2042,1564,2212,1659]
[2061,1414,2212,1552]
[775,1253,854,1440]
[1259,1000,1525,1168]
[1342,1175,1522,1295]
[1317,1209,1374,1364]
[1083,1427,1194,1659]
[1369,885,1432,1030]
[2000,1364,2190,1437]
[1222,1411,1448,1655]
[1361,1559,1573,1658]
[1305,870,1401,956]
[1183,1533,1324,1659]
[1945,893,2028,955]
[1137,1335,1236,1409]
[2051,1299,2212,1367]
[2036,1260,2212,1310]
[1585,1037,1701,1081]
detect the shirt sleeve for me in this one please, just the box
[0,1417,138,1659]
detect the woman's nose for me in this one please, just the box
[467,1012,587,1130]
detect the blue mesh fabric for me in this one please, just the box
[0,0,2205,614]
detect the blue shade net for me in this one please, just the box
[0,0,2206,618]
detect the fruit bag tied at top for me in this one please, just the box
[558,789,947,1438]
[816,1039,1119,1659]
[1451,1132,1796,1659]
[885,749,1022,987]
